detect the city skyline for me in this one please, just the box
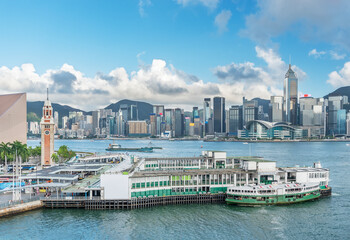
[1,1,350,110]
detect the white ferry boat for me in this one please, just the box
[226,182,321,206]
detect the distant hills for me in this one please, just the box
[324,86,350,100]
[27,101,87,121]
[104,99,153,120]
[27,99,153,121]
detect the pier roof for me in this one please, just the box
[130,168,246,178]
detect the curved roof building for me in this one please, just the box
[0,93,27,144]
[244,120,303,140]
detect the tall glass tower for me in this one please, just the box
[284,64,298,125]
[213,97,226,133]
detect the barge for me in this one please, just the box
[106,143,153,152]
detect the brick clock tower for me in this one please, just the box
[40,89,55,166]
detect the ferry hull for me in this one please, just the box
[226,192,320,206]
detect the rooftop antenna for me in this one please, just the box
[289,55,291,69]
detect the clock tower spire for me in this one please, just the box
[40,89,55,166]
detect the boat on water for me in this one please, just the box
[243,142,249,144]
[226,182,321,206]
[106,143,153,152]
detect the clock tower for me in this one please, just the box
[40,89,55,166]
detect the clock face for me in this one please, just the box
[44,130,50,135]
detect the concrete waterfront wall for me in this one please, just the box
[0,200,43,217]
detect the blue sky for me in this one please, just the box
[1,0,349,110]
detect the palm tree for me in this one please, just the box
[0,142,11,174]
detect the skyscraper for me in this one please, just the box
[203,98,211,122]
[284,64,298,125]
[243,97,258,127]
[192,107,199,122]
[203,98,211,136]
[228,105,243,135]
[128,105,138,121]
[328,96,348,135]
[174,108,184,137]
[269,96,284,122]
[213,97,225,133]
[92,110,100,135]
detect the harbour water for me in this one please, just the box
[0,140,349,239]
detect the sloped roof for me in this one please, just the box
[0,93,26,118]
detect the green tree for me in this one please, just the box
[0,142,11,173]
[51,153,59,163]
[10,141,27,162]
[57,145,76,162]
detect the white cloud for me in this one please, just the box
[330,51,346,60]
[0,47,306,111]
[214,10,232,33]
[138,0,151,17]
[176,0,219,9]
[327,62,350,88]
[308,49,326,58]
[241,0,350,50]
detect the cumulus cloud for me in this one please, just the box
[213,46,307,100]
[214,10,232,33]
[176,0,219,9]
[327,62,350,88]
[241,0,350,50]
[308,49,326,58]
[0,47,306,110]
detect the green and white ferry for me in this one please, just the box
[226,182,321,206]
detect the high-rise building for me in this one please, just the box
[228,105,243,135]
[269,96,284,122]
[284,64,298,125]
[194,117,201,136]
[128,121,149,136]
[184,117,191,136]
[346,113,350,136]
[243,97,258,127]
[153,105,164,116]
[150,113,157,136]
[192,107,199,122]
[40,91,55,166]
[174,108,184,137]
[328,96,348,135]
[213,97,225,133]
[164,109,174,131]
[62,116,68,129]
[92,110,100,134]
[128,105,138,121]
[203,98,212,135]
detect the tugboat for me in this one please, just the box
[226,182,320,206]
[106,143,153,152]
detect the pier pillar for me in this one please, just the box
[285,172,288,183]
[246,173,249,185]
[234,174,237,186]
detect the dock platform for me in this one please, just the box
[42,194,227,210]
